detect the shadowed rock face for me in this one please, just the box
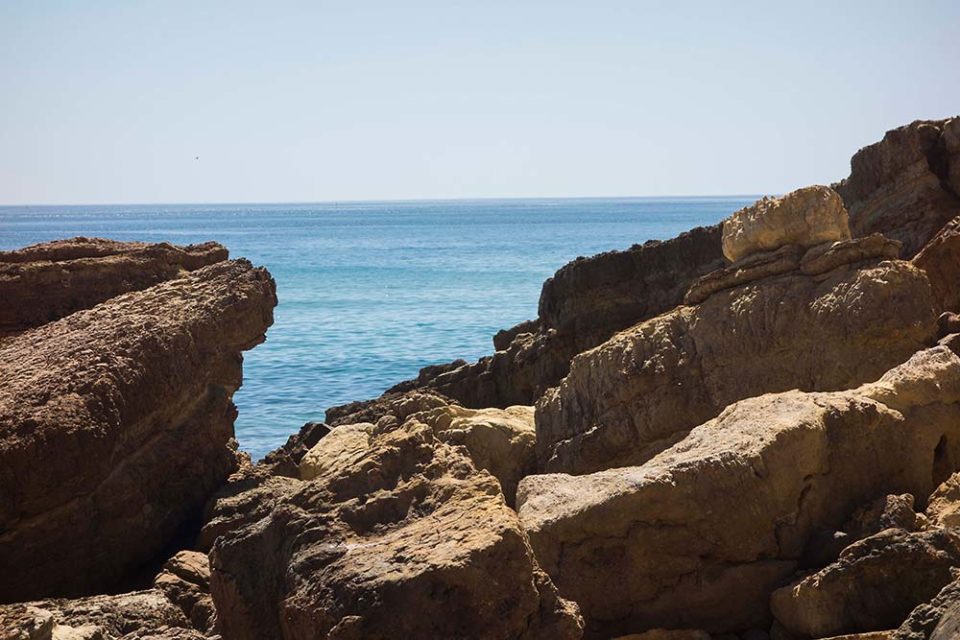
[836,117,960,258]
[0,237,228,336]
[535,252,935,475]
[519,345,960,637]
[207,403,582,640]
[0,259,276,602]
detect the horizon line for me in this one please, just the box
[0,193,770,209]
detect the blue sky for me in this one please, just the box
[1,1,958,204]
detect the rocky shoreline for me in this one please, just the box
[2,116,960,639]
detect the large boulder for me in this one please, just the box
[207,404,582,640]
[536,245,935,475]
[721,186,850,262]
[0,259,276,602]
[835,117,960,258]
[0,237,228,335]
[517,344,960,636]
[771,528,960,638]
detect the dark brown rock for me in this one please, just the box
[771,528,960,638]
[835,117,960,258]
[892,578,960,640]
[913,216,960,313]
[0,259,277,602]
[0,237,228,335]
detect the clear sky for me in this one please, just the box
[2,1,958,205]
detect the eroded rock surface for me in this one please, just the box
[913,216,960,313]
[771,528,960,638]
[153,551,216,634]
[0,259,276,602]
[836,117,960,258]
[536,253,935,475]
[518,345,960,636]
[0,237,228,335]
[721,186,850,262]
[207,404,582,640]
[0,590,201,640]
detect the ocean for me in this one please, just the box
[0,197,755,460]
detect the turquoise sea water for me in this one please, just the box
[0,197,754,460]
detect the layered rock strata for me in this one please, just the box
[0,237,228,335]
[519,344,960,636]
[0,259,276,602]
[536,221,934,474]
[836,117,960,258]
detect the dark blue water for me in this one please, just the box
[0,197,754,459]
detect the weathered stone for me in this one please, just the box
[799,234,901,275]
[913,216,960,313]
[684,244,802,305]
[153,551,216,633]
[518,345,960,636]
[0,237,228,335]
[209,410,582,640]
[926,473,960,528]
[259,421,331,477]
[892,578,960,640]
[836,117,960,258]
[771,528,960,638]
[721,186,850,262]
[303,403,536,506]
[0,259,277,602]
[612,631,711,640]
[324,388,451,426]
[536,258,935,475]
[494,318,539,351]
[0,591,195,640]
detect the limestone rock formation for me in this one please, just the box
[518,345,960,636]
[926,472,960,528]
[0,590,202,640]
[259,421,331,477]
[536,250,935,475]
[0,237,228,335]
[892,578,960,640]
[771,528,960,638]
[207,402,582,640]
[836,117,960,258]
[913,216,960,313]
[153,551,217,634]
[0,259,277,602]
[721,186,850,262]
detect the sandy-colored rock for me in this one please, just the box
[153,551,216,633]
[913,216,960,313]
[0,591,196,640]
[209,411,582,640]
[0,259,277,602]
[537,257,935,475]
[836,117,960,258]
[926,473,960,528]
[259,421,331,477]
[0,237,227,335]
[721,186,850,262]
[771,528,960,638]
[518,345,960,636]
[303,402,536,506]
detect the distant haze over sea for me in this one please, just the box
[0,197,755,459]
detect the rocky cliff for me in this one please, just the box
[3,115,960,640]
[0,237,228,336]
[0,250,276,603]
